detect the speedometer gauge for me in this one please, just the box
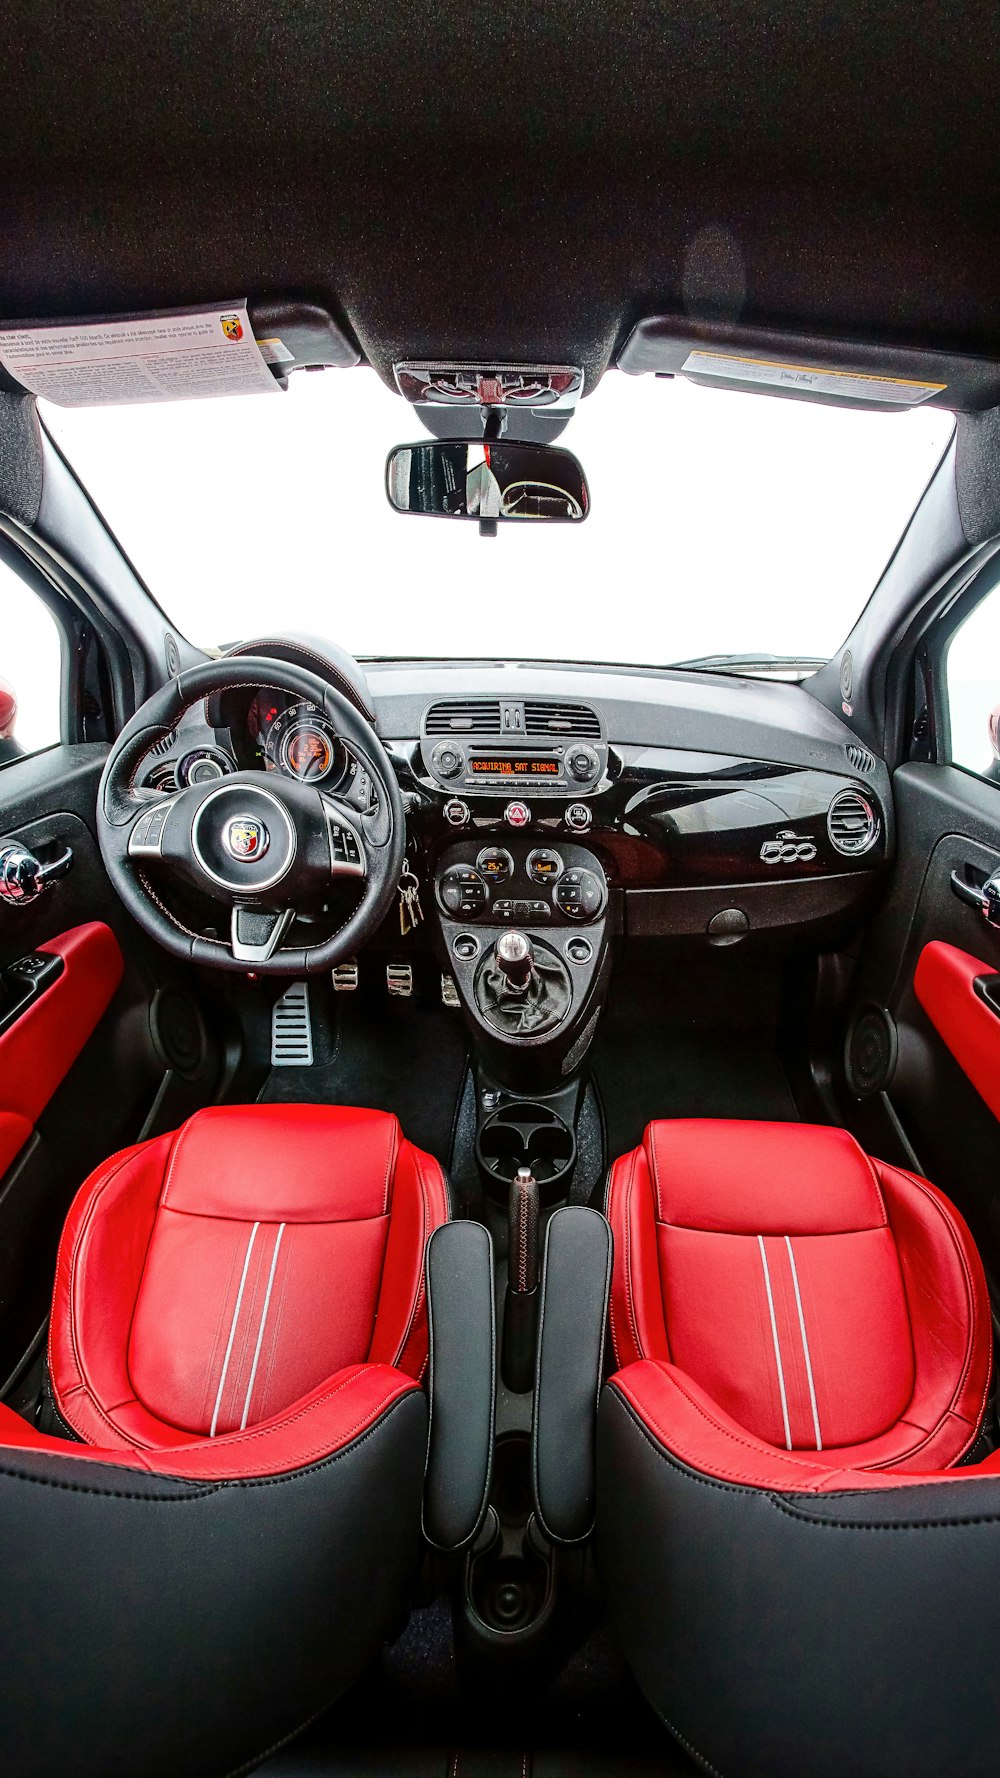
[265,702,346,785]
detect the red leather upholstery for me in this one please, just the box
[915,939,1000,1123]
[7,1102,448,1480]
[0,921,123,1177]
[607,1119,991,1477]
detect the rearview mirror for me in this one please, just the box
[386,439,589,528]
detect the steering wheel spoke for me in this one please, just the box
[230,905,296,964]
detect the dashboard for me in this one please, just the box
[136,640,893,949]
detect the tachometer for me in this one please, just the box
[265,702,346,785]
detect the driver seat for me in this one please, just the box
[0,1102,449,1778]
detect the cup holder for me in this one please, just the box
[476,1101,576,1198]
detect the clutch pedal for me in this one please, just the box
[270,981,314,1066]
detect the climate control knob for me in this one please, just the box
[567,745,600,783]
[564,802,593,833]
[554,867,606,922]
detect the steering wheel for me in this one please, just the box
[97,657,404,974]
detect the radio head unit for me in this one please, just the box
[420,700,607,794]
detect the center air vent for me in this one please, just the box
[523,701,601,738]
[425,700,502,735]
[828,788,880,856]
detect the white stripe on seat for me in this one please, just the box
[757,1234,792,1450]
[209,1221,260,1438]
[240,1223,286,1431]
[785,1235,822,1451]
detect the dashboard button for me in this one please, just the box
[504,801,531,829]
[432,742,465,779]
[477,846,514,883]
[526,846,563,885]
[568,745,600,783]
[555,867,605,921]
[564,802,592,832]
[443,798,471,827]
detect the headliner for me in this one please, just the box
[2,2,1000,397]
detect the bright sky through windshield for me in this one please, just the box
[45,368,955,669]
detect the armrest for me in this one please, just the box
[531,1205,612,1544]
[422,1219,496,1551]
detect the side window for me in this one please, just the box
[944,583,1000,783]
[0,553,63,767]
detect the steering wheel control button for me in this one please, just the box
[504,800,531,829]
[564,801,593,832]
[566,936,594,964]
[431,741,466,779]
[444,797,471,827]
[224,816,269,861]
[568,745,600,783]
[328,823,363,871]
[128,804,172,857]
[440,864,489,918]
[526,847,563,885]
[453,932,481,960]
[477,846,514,883]
[555,867,605,921]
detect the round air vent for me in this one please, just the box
[845,1005,897,1098]
[827,788,880,856]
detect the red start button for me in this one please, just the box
[504,800,531,829]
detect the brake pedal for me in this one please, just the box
[331,960,359,992]
[386,962,414,998]
[270,981,314,1066]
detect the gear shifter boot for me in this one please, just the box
[477,932,572,1036]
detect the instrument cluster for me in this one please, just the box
[247,690,351,790]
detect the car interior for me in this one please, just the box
[4,7,1000,1776]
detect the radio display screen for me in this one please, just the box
[469,757,561,777]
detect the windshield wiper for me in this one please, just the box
[670,653,825,679]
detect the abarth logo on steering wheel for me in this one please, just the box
[760,828,817,866]
[225,816,269,861]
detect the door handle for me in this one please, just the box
[950,866,1000,927]
[0,844,74,905]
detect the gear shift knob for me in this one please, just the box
[495,929,534,990]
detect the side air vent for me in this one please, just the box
[144,761,179,793]
[523,701,601,738]
[828,788,880,856]
[845,742,877,774]
[425,700,503,735]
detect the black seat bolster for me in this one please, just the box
[422,1219,495,1551]
[531,1205,612,1544]
[597,1382,1000,1778]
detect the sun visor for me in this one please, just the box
[0,393,43,527]
[0,298,359,408]
[618,317,1000,414]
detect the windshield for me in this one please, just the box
[44,369,955,672]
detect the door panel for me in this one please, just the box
[0,747,166,1382]
[839,762,1000,1281]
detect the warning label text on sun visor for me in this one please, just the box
[0,304,278,406]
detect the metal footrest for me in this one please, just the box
[270,981,313,1066]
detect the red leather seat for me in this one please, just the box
[0,1103,448,1778]
[597,1119,1000,1778]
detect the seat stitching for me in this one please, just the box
[390,1144,434,1371]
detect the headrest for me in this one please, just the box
[643,1119,886,1236]
[161,1103,401,1222]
